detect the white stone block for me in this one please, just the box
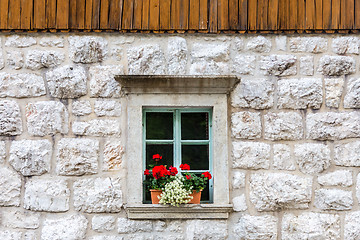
[344,77,360,108]
[246,36,271,52]
[25,50,64,70]
[6,50,24,69]
[46,65,87,98]
[2,209,40,229]
[335,141,360,167]
[5,35,36,48]
[306,112,360,140]
[128,44,166,75]
[26,101,68,136]
[325,77,344,108]
[260,55,297,76]
[232,142,270,170]
[74,177,122,213]
[264,112,303,140]
[232,55,256,75]
[318,170,353,187]
[185,220,228,240]
[39,36,65,47]
[103,141,124,171]
[72,119,121,137]
[232,195,247,212]
[168,37,187,75]
[0,100,22,136]
[299,56,314,76]
[69,36,107,63]
[72,100,92,116]
[231,111,261,139]
[282,212,340,240]
[117,218,152,233]
[332,36,360,55]
[315,189,353,210]
[56,138,99,176]
[234,214,277,240]
[345,211,360,240]
[24,178,70,212]
[42,215,88,240]
[0,167,22,206]
[92,215,116,232]
[95,100,121,117]
[0,72,46,98]
[289,37,328,53]
[318,55,355,76]
[231,78,274,109]
[273,144,296,171]
[250,172,312,211]
[232,171,245,189]
[294,143,331,174]
[9,139,52,176]
[89,65,123,98]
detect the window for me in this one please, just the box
[143,108,213,203]
[119,75,238,219]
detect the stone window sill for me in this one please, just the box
[125,204,233,219]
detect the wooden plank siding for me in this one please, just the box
[1,0,360,32]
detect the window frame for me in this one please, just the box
[142,107,214,203]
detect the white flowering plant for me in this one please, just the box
[158,175,193,207]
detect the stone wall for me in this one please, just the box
[1,33,360,239]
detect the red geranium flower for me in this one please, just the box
[169,166,178,176]
[186,175,192,180]
[179,163,190,170]
[202,171,212,179]
[152,154,162,162]
[144,169,150,176]
[152,165,169,179]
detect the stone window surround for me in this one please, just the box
[117,75,238,219]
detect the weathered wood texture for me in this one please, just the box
[1,0,360,32]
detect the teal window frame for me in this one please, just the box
[142,107,213,203]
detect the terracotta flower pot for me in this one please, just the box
[188,190,202,204]
[150,189,162,204]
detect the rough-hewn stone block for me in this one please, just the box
[2,209,40,229]
[6,50,24,69]
[282,213,340,240]
[318,170,353,187]
[9,139,52,176]
[232,171,245,189]
[234,215,277,240]
[186,220,228,240]
[273,144,296,171]
[89,65,123,98]
[250,172,312,211]
[95,100,121,117]
[315,189,353,210]
[299,56,314,76]
[232,142,270,170]
[289,37,328,53]
[325,77,344,108]
[0,73,46,98]
[232,195,247,212]
[294,143,331,174]
[5,35,36,48]
[25,50,64,70]
[190,42,230,75]
[306,112,360,140]
[72,100,92,116]
[39,36,64,47]
[345,211,360,240]
[231,111,261,139]
[168,37,187,75]
[335,141,360,167]
[231,78,274,109]
[56,138,99,176]
[128,44,166,74]
[24,178,70,212]
[0,167,21,206]
[260,55,297,76]
[117,218,152,233]
[277,78,322,109]
[26,101,68,136]
[0,230,22,240]
[42,215,88,240]
[103,141,124,171]
[0,100,22,136]
[92,215,116,232]
[0,141,5,164]
[344,77,360,108]
[318,55,355,76]
[73,119,121,137]
[74,177,122,213]
[46,65,87,98]
[264,112,303,140]
[232,55,256,75]
[69,36,107,63]
[246,36,271,52]
[332,36,360,55]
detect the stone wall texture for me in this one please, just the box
[1,33,360,239]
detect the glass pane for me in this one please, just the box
[181,145,209,170]
[146,112,173,140]
[181,112,209,140]
[146,144,174,168]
